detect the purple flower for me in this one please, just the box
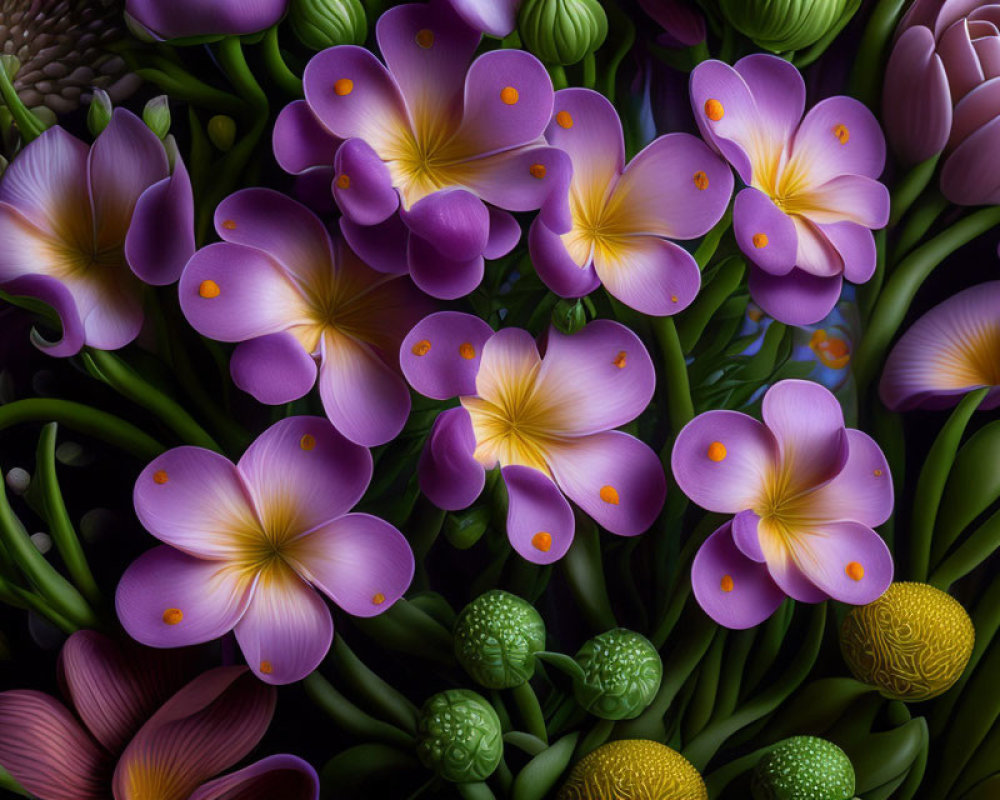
[672,380,894,629]
[690,55,890,326]
[287,1,571,299]
[0,109,194,356]
[125,0,289,38]
[529,88,732,315]
[179,188,433,447]
[445,0,520,36]
[400,312,666,564]
[881,281,1000,411]
[115,416,415,685]
[0,630,318,800]
[883,0,1000,204]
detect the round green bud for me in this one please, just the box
[87,89,113,137]
[142,96,171,140]
[751,736,855,800]
[289,0,367,50]
[416,689,503,783]
[207,115,237,152]
[517,0,608,66]
[573,628,662,720]
[718,0,855,53]
[454,590,546,689]
[552,299,587,335]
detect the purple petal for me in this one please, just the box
[419,407,486,510]
[125,158,195,286]
[594,235,702,316]
[233,565,334,684]
[116,546,255,648]
[733,187,797,276]
[293,168,338,214]
[941,115,1000,204]
[230,332,317,406]
[798,174,890,229]
[759,529,830,603]
[734,54,805,151]
[407,231,485,299]
[273,100,341,175]
[671,410,777,513]
[748,266,844,326]
[189,755,320,800]
[73,270,145,352]
[807,429,894,528]
[528,217,601,298]
[548,432,667,536]
[125,0,287,37]
[472,326,540,402]
[691,523,785,629]
[0,690,108,800]
[938,18,984,103]
[401,189,489,262]
[785,522,893,606]
[333,138,399,226]
[237,416,373,535]
[502,465,575,564]
[446,0,518,36]
[791,97,887,185]
[818,221,877,284]
[639,0,706,47]
[401,311,493,399]
[288,513,414,617]
[340,213,410,275]
[731,509,766,562]
[950,75,1000,151]
[689,59,759,184]
[0,272,85,357]
[484,208,521,259]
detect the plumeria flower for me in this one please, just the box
[180,188,433,447]
[0,109,194,356]
[116,416,415,685]
[400,312,666,563]
[125,0,289,38]
[881,281,1000,411]
[0,630,319,800]
[287,1,570,299]
[672,380,894,629]
[690,55,890,325]
[530,88,733,315]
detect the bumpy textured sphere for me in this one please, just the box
[751,736,855,800]
[558,739,707,799]
[517,0,607,65]
[415,689,503,783]
[289,0,367,50]
[718,0,854,53]
[573,629,662,720]
[454,590,546,689]
[839,582,975,701]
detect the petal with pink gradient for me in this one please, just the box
[791,216,842,278]
[401,189,489,262]
[317,331,412,447]
[748,266,843,326]
[179,243,310,342]
[791,97,887,183]
[189,755,320,800]
[401,311,493,399]
[125,159,195,286]
[594,236,701,317]
[818,221,877,284]
[807,429,894,528]
[447,0,518,36]
[233,564,334,684]
[731,509,766,562]
[418,406,486,510]
[0,690,108,800]
[484,208,522,259]
[273,100,341,175]
[941,114,1000,204]
[134,447,260,558]
[407,231,485,299]
[116,546,255,648]
[671,410,777,513]
[691,523,786,629]
[287,513,414,617]
[949,75,1000,151]
[333,138,399,226]
[113,667,274,799]
[797,174,890,229]
[237,416,373,537]
[786,522,893,605]
[528,217,601,298]
[938,18,984,102]
[340,214,410,275]
[502,465,576,564]
[689,60,759,184]
[759,531,830,603]
[230,332,317,406]
[548,431,666,536]
[474,326,540,403]
[536,320,655,435]
[733,187,798,276]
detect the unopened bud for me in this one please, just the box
[290,0,367,50]
[88,89,114,137]
[208,115,237,152]
[143,95,171,140]
[518,0,608,65]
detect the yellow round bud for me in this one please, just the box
[558,739,707,800]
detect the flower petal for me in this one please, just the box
[691,523,785,629]
[949,75,1000,151]
[407,231,485,299]
[0,690,108,800]
[234,564,334,684]
[419,406,486,510]
[759,527,829,603]
[785,522,893,606]
[817,221,877,284]
[401,310,493,399]
[189,755,320,800]
[237,416,373,536]
[340,213,410,275]
[528,217,601,297]
[671,410,777,513]
[502,465,575,564]
[125,159,195,286]
[689,59,760,184]
[938,18,984,102]
[736,53,805,145]
[230,332,317,406]
[446,0,518,36]
[748,265,843,326]
[287,513,414,617]
[273,99,341,175]
[474,326,540,404]
[594,235,702,316]
[0,271,85,358]
[125,0,287,37]
[547,431,666,536]
[791,97,887,185]
[401,188,489,262]
[116,546,255,648]
[797,174,890,228]
[731,508,766,562]
[733,186,798,276]
[941,114,1000,205]
[333,138,399,226]
[806,430,894,528]
[484,207,522,259]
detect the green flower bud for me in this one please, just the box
[573,628,662,720]
[552,298,587,335]
[289,0,367,50]
[142,96,171,140]
[718,0,856,53]
[416,689,503,783]
[518,0,608,66]
[443,505,492,550]
[207,115,237,152]
[87,89,113,137]
[454,590,545,688]
[751,736,855,800]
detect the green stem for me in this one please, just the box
[582,51,596,89]
[694,206,733,269]
[0,399,165,461]
[133,68,246,116]
[548,64,568,90]
[511,681,548,745]
[331,636,420,734]
[848,0,910,108]
[0,765,29,797]
[0,575,78,634]
[261,26,303,97]
[561,516,616,631]
[601,3,635,103]
[889,191,949,265]
[217,36,268,113]
[888,155,941,228]
[929,507,1000,590]
[654,316,694,458]
[302,671,416,749]
[0,60,44,140]
[575,718,614,760]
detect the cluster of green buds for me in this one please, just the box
[751,736,856,800]
[88,91,172,141]
[415,689,503,783]
[718,0,858,54]
[572,628,662,720]
[453,590,546,689]
[517,0,607,66]
[288,0,367,50]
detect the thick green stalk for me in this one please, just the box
[654,316,694,459]
[888,155,941,228]
[303,671,415,749]
[261,26,303,96]
[511,681,548,745]
[0,60,44,140]
[561,517,616,631]
[848,0,910,108]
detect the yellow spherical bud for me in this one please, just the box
[558,739,707,800]
[840,581,974,702]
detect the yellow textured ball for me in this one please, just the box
[558,739,708,800]
[839,581,974,701]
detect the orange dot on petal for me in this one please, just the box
[336,174,350,189]
[372,592,386,605]
[162,608,183,625]
[707,441,727,462]
[705,98,724,121]
[846,561,865,581]
[873,468,883,477]
[459,342,475,359]
[555,110,573,128]
[599,485,619,505]
[500,86,519,105]
[412,339,432,356]
[752,233,768,249]
[529,163,546,179]
[693,171,709,190]
[833,123,850,144]
[259,661,273,674]
[671,295,678,303]
[199,280,220,299]
[300,434,316,451]
[221,219,237,230]
[334,78,353,96]
[531,532,552,552]
[613,351,627,369]
[720,575,734,593]
[153,470,169,485]
[415,28,434,48]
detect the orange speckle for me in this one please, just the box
[415,28,434,48]
[671,295,679,303]
[221,219,237,230]
[500,86,519,105]
[599,485,619,505]
[162,608,183,625]
[300,434,316,451]
[693,171,709,190]
[846,561,865,581]
[613,351,627,369]
[372,592,386,605]
[529,163,547,179]
[555,110,573,129]
[459,342,476,359]
[707,441,727,462]
[334,78,354,96]
[153,470,169,485]
[705,98,724,121]
[531,532,552,552]
[259,661,273,674]
[752,233,768,249]
[720,575,734,593]
[412,339,432,356]
[336,174,351,190]
[199,280,220,299]
[833,124,850,144]
[873,469,883,477]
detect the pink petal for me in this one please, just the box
[791,96,887,185]
[733,187,798,276]
[230,332,318,406]
[949,76,1000,151]
[407,231,485,299]
[792,216,843,278]
[418,406,486,510]
[237,416,373,536]
[66,262,145,352]
[502,465,575,564]
[401,188,489,262]
[817,221,877,284]
[594,234,702,316]
[446,0,518,36]
[287,513,414,618]
[941,114,1000,204]
[273,99,341,175]
[784,521,893,605]
[938,18,985,102]
[0,272,85,357]
[798,174,890,229]
[401,310,493,399]
[340,213,410,275]
[760,529,830,603]
[189,755,319,800]
[805,429,894,528]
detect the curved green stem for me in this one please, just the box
[561,516,616,631]
[261,26,303,97]
[654,316,694,460]
[0,59,44,140]
[133,68,246,116]
[890,191,949,265]
[929,507,1000,590]
[511,681,548,745]
[889,155,941,228]
[0,575,78,634]
[0,765,29,797]
[848,0,910,108]
[217,36,268,113]
[303,671,416,750]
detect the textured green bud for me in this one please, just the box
[416,689,503,783]
[552,299,587,335]
[87,89,113,137]
[718,0,856,53]
[142,96,171,140]
[751,736,855,800]
[454,590,546,689]
[573,629,662,720]
[207,115,237,152]
[518,0,607,66]
[289,0,367,50]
